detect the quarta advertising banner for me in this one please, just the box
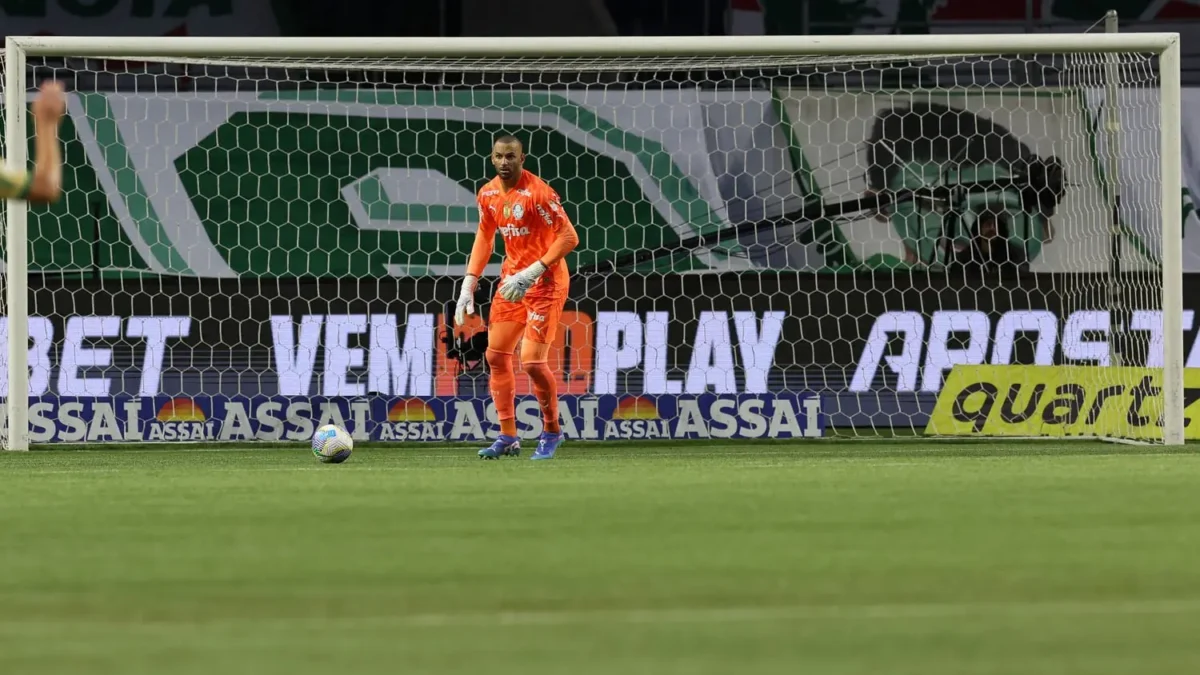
[926,364,1200,440]
[8,271,1200,442]
[13,86,1200,278]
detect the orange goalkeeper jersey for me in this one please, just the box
[467,170,578,298]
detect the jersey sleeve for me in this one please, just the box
[0,160,32,200]
[534,186,579,268]
[534,187,573,233]
[466,194,499,278]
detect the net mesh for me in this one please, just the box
[0,46,1173,446]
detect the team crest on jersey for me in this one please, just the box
[512,203,525,220]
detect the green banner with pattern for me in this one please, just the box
[7,86,1185,277]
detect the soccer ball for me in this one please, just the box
[312,424,353,464]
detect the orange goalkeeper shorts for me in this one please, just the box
[489,292,567,345]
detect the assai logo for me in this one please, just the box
[379,398,446,440]
[148,397,217,441]
[614,396,659,420]
[499,225,530,238]
[606,395,670,438]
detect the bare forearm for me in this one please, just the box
[28,119,62,203]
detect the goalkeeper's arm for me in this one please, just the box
[1,81,65,203]
[496,207,578,302]
[465,226,496,279]
[536,218,579,270]
[455,216,497,326]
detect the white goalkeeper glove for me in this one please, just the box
[497,261,547,302]
[454,275,478,326]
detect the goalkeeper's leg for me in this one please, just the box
[520,294,567,461]
[479,300,526,459]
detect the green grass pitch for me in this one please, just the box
[3,440,1200,674]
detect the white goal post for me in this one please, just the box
[1,33,1185,449]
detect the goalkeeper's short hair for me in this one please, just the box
[494,134,524,151]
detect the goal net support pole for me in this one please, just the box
[1104,11,1126,369]
[4,43,29,451]
[1161,33,1185,446]
[1,32,1186,448]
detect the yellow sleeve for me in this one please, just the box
[0,160,32,200]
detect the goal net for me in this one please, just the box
[0,34,1184,449]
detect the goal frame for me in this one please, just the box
[2,33,1185,449]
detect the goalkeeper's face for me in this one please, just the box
[491,140,524,182]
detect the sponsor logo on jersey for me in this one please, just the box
[528,311,547,323]
[499,225,531,238]
[535,203,553,225]
[516,188,532,197]
[480,189,499,197]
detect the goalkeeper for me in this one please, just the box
[0,81,65,203]
[454,135,579,460]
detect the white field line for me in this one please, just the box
[398,598,1200,627]
[6,450,1198,476]
[3,598,1200,632]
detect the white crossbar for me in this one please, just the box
[7,33,1180,59]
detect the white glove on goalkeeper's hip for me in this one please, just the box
[497,261,547,302]
[454,275,478,326]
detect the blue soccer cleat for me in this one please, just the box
[478,434,520,459]
[531,431,564,461]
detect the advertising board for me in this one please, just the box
[10,271,1198,441]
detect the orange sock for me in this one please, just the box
[487,349,518,437]
[524,361,560,434]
